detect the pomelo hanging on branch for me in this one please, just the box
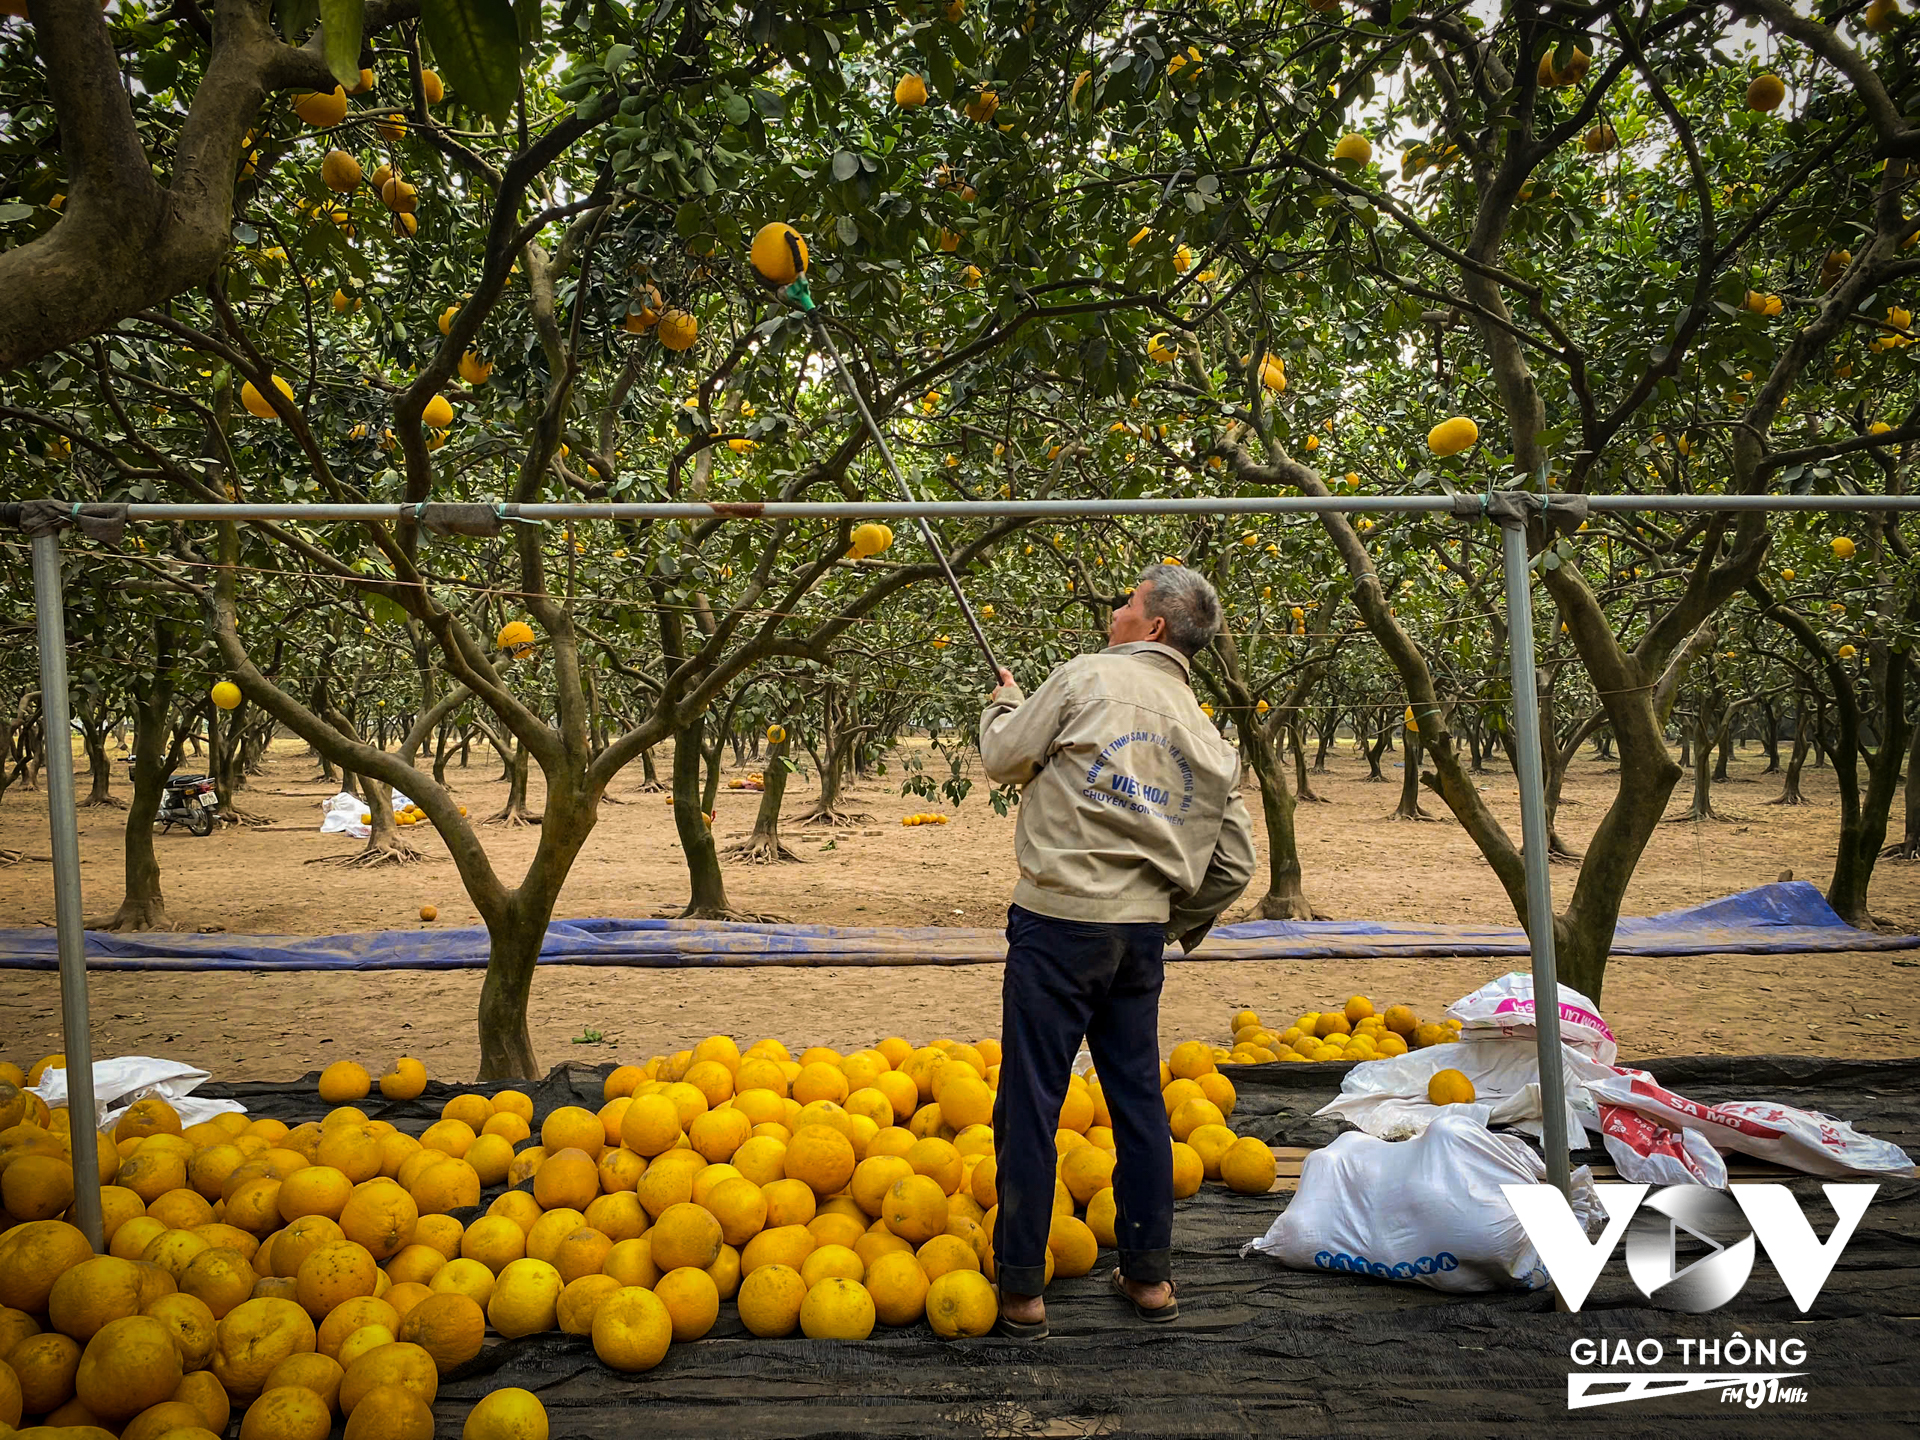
[657,310,699,351]
[497,620,537,657]
[1426,415,1479,456]
[241,375,294,419]
[749,224,809,286]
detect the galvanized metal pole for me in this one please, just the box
[109,493,1920,524]
[1496,519,1574,1202]
[29,533,104,1251]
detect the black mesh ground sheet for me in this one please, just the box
[199,1056,1920,1439]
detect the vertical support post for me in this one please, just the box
[1496,517,1573,1202]
[30,532,104,1252]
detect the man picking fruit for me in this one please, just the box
[978,563,1255,1338]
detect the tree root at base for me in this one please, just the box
[1662,805,1738,824]
[485,808,542,827]
[87,903,168,931]
[725,836,805,864]
[78,794,128,810]
[799,809,873,827]
[305,841,426,867]
[680,905,789,923]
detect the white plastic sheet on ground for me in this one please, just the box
[1243,1110,1600,1293]
[319,789,411,841]
[32,1056,244,1132]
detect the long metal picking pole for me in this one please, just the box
[29,533,105,1252]
[1496,518,1574,1202]
[781,277,1002,680]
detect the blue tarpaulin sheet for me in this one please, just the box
[0,882,1911,973]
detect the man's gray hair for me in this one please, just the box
[1137,563,1222,658]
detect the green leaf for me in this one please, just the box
[421,0,521,125]
[319,0,364,89]
[277,0,320,46]
[366,594,408,627]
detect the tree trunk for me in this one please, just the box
[78,710,118,808]
[1712,717,1733,782]
[1886,721,1920,860]
[1825,658,1910,926]
[1363,725,1389,781]
[731,734,801,863]
[433,721,453,787]
[1246,720,1314,918]
[637,745,664,791]
[700,724,726,818]
[674,722,735,915]
[1679,706,1720,820]
[1288,718,1326,804]
[317,707,421,862]
[207,704,233,814]
[1774,712,1811,806]
[490,741,538,825]
[801,690,872,825]
[93,640,176,931]
[1760,699,1782,774]
[471,788,601,1081]
[1392,721,1430,819]
[585,668,608,760]
[476,907,546,1080]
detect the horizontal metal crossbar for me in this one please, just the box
[96,493,1920,523]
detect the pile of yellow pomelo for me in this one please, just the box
[0,1054,548,1440]
[1219,997,1463,1065]
[0,1028,1290,1429]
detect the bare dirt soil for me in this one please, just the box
[0,738,1915,1081]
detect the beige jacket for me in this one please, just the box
[979,641,1256,945]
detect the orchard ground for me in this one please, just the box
[0,738,1915,1080]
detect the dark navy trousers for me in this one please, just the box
[992,903,1174,1294]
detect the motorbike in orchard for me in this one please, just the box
[128,757,218,836]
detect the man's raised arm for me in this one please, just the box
[978,663,1075,787]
